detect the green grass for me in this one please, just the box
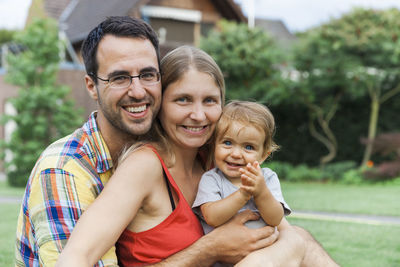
[281,182,400,217]
[1,181,400,266]
[288,217,400,267]
[0,181,25,197]
[0,203,21,267]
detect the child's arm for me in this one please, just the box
[240,162,284,226]
[200,188,251,228]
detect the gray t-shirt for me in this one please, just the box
[193,167,291,234]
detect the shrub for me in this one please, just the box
[286,164,324,182]
[341,169,365,184]
[322,161,358,181]
[263,161,294,180]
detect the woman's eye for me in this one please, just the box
[204,97,217,104]
[176,97,188,103]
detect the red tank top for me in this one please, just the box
[116,147,204,266]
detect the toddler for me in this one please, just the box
[193,100,291,241]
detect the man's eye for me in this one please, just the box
[140,72,156,81]
[111,75,129,84]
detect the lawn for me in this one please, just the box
[288,217,400,267]
[0,203,20,267]
[0,181,24,198]
[1,181,399,266]
[281,181,400,217]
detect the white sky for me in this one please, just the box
[235,0,400,32]
[1,0,400,32]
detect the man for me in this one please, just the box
[15,16,337,266]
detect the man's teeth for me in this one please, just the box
[126,105,146,113]
[186,126,204,132]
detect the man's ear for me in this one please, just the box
[85,74,98,101]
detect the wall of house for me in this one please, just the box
[0,67,96,173]
[148,0,223,22]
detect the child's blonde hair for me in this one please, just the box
[215,100,279,157]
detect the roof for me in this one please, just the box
[61,0,143,43]
[44,0,72,19]
[60,0,245,44]
[211,0,246,22]
[255,18,296,46]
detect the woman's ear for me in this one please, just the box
[85,74,98,101]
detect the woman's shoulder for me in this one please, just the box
[117,145,163,177]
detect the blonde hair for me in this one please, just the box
[215,100,279,157]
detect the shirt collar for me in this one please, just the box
[83,111,114,173]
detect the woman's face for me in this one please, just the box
[160,68,222,150]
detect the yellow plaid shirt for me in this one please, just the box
[15,112,118,266]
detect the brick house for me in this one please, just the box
[0,0,246,171]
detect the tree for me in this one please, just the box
[200,20,286,104]
[291,8,400,166]
[0,18,83,187]
[291,25,360,165]
[332,8,400,167]
[0,29,16,45]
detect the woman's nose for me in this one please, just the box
[190,104,206,121]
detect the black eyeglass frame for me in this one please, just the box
[89,72,161,88]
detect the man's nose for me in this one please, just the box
[127,78,146,99]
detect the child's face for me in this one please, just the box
[214,122,266,181]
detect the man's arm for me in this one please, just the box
[152,210,279,266]
[28,167,117,266]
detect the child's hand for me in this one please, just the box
[239,161,267,198]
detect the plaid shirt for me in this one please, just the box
[15,112,118,267]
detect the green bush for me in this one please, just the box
[321,161,358,181]
[263,161,294,180]
[341,169,365,184]
[287,164,325,182]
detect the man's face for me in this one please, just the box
[87,35,161,140]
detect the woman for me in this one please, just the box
[56,45,225,266]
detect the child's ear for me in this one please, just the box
[260,151,271,163]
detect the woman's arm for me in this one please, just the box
[152,210,279,266]
[240,162,283,226]
[56,148,163,267]
[200,188,251,227]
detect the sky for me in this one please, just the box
[1,0,400,32]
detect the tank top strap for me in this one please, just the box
[145,145,184,200]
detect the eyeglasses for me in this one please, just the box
[90,71,161,88]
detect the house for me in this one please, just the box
[0,0,246,172]
[255,18,297,48]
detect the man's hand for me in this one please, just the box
[205,209,279,264]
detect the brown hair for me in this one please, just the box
[215,100,279,158]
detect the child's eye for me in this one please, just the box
[245,145,254,150]
[223,140,232,146]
